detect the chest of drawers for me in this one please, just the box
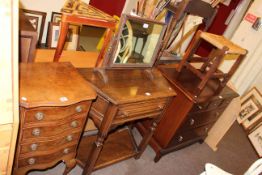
[14,63,96,175]
[137,66,238,162]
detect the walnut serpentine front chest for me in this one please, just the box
[14,62,96,175]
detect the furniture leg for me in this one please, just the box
[53,22,69,62]
[82,105,118,175]
[154,152,162,162]
[63,159,77,175]
[135,115,162,159]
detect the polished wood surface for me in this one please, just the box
[54,0,116,67]
[19,62,96,108]
[15,62,96,175]
[77,68,176,175]
[35,49,99,68]
[137,65,238,162]
[78,68,176,104]
[19,11,37,63]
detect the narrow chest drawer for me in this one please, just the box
[19,131,81,154]
[17,145,76,168]
[116,98,167,118]
[170,123,214,147]
[22,101,90,124]
[181,108,225,131]
[21,116,85,142]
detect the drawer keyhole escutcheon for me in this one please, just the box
[28,158,36,165]
[75,106,82,113]
[30,143,38,151]
[71,121,78,128]
[189,119,195,125]
[35,112,44,121]
[178,136,183,142]
[63,148,69,154]
[205,127,209,133]
[66,135,73,142]
[32,128,40,136]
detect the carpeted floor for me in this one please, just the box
[29,122,258,175]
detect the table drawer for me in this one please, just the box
[23,101,90,124]
[20,131,80,154]
[116,98,167,118]
[21,116,85,142]
[181,108,225,131]
[18,145,76,168]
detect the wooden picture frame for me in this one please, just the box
[22,9,47,45]
[237,87,262,130]
[51,12,62,23]
[248,124,262,157]
[47,22,80,50]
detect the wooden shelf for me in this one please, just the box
[77,128,137,170]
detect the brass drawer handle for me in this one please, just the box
[66,135,73,142]
[30,143,38,151]
[35,112,44,121]
[70,121,78,128]
[189,118,195,125]
[178,136,183,142]
[218,95,223,99]
[28,158,36,165]
[63,148,69,154]
[198,105,203,110]
[32,128,40,136]
[75,106,82,113]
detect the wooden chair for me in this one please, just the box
[177,30,247,95]
[158,0,218,63]
[53,0,117,67]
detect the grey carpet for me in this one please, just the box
[29,122,258,175]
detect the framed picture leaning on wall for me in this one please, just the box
[237,87,262,130]
[51,12,62,23]
[22,9,47,45]
[248,124,262,157]
[46,22,80,50]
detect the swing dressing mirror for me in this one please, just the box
[104,14,166,68]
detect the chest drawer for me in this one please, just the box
[18,145,76,168]
[21,115,86,142]
[170,123,215,147]
[20,131,81,154]
[22,101,90,124]
[181,108,226,131]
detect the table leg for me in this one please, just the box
[53,22,69,62]
[135,115,162,159]
[82,105,118,175]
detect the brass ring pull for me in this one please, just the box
[32,128,40,136]
[35,112,44,121]
[75,106,82,113]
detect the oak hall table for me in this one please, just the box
[77,68,176,175]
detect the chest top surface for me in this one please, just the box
[19,62,96,108]
[78,68,176,105]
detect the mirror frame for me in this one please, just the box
[102,14,167,68]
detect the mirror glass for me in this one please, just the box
[109,15,165,67]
